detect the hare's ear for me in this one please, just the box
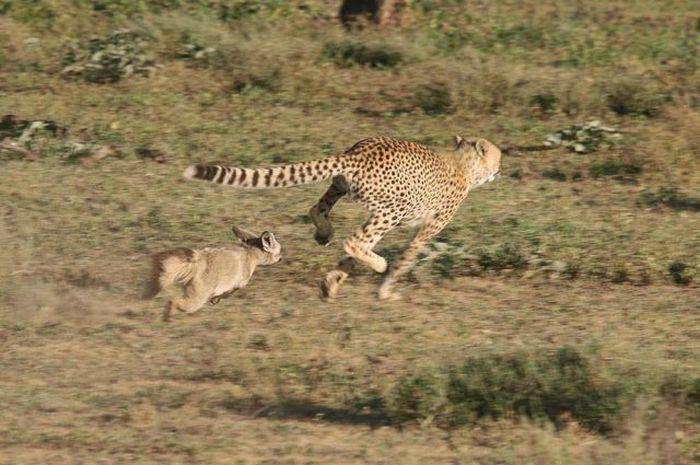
[260,231,278,252]
[474,139,489,157]
[232,226,258,243]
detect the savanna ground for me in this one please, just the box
[1,1,699,463]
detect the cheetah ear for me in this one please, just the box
[260,231,277,252]
[232,226,258,243]
[453,135,465,149]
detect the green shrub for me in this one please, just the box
[478,243,527,271]
[386,347,631,433]
[228,66,282,93]
[589,159,642,180]
[412,81,453,115]
[604,78,667,117]
[667,261,694,286]
[541,167,567,181]
[659,374,700,419]
[247,333,270,350]
[322,41,403,69]
[637,187,700,212]
[530,92,558,116]
[385,370,445,423]
[430,250,474,279]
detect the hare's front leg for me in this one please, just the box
[209,288,238,305]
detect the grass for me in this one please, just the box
[1,0,699,463]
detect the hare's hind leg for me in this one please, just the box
[162,282,212,321]
[310,175,348,246]
[163,299,177,321]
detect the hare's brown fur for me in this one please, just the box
[146,228,281,320]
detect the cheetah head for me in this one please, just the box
[454,136,502,186]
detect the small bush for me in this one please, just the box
[637,187,700,212]
[604,78,667,117]
[206,47,282,93]
[228,66,281,93]
[589,159,642,180]
[609,264,630,283]
[541,167,567,181]
[660,374,700,419]
[478,243,527,272]
[431,250,473,279]
[322,41,402,69]
[386,347,631,433]
[668,261,694,286]
[530,92,558,116]
[412,81,453,115]
[247,333,270,350]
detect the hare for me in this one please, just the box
[144,226,281,321]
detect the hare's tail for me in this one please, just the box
[142,248,196,299]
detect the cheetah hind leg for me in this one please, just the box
[342,210,402,274]
[309,176,348,246]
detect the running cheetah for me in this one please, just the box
[183,136,502,300]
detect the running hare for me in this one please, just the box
[145,226,281,321]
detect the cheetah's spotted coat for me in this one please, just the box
[184,136,502,300]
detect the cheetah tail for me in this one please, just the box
[182,156,347,189]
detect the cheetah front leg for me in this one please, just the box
[309,175,348,246]
[378,213,453,301]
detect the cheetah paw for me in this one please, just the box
[314,231,335,247]
[371,257,387,274]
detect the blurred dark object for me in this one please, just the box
[0,114,116,165]
[1,114,67,139]
[135,147,167,163]
[339,0,404,29]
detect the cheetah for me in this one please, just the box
[183,136,502,300]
